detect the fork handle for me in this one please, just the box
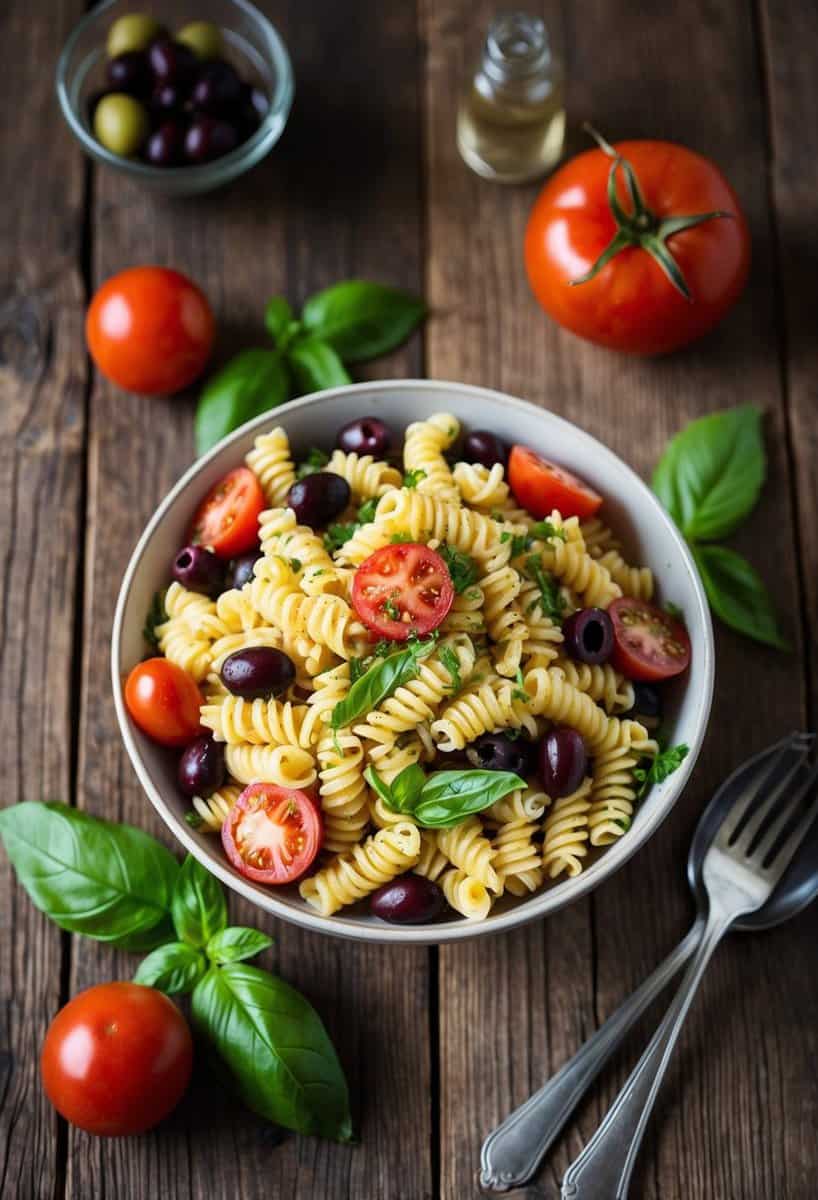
[560,907,734,1200]
[479,918,704,1192]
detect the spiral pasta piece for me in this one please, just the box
[215,587,263,634]
[324,449,401,500]
[521,667,649,753]
[492,818,543,895]
[365,732,425,783]
[441,869,492,920]
[486,784,550,825]
[373,488,515,563]
[403,412,460,502]
[189,784,242,833]
[317,730,370,853]
[579,518,618,557]
[299,823,421,915]
[436,816,500,893]
[208,627,285,672]
[595,549,654,601]
[431,672,539,751]
[588,736,658,846]
[200,697,314,747]
[481,561,527,676]
[542,777,593,878]
[551,657,635,715]
[413,830,449,882]
[452,461,510,510]
[518,579,564,664]
[249,559,363,660]
[225,743,317,789]
[156,621,214,681]
[538,539,621,609]
[442,585,486,635]
[246,427,296,508]
[354,637,476,743]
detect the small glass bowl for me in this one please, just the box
[56,0,293,196]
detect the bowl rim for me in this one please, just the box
[55,0,294,183]
[111,379,715,944]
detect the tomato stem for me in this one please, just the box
[570,124,734,301]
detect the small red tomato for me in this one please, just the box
[41,983,193,1136]
[188,467,265,559]
[608,596,691,682]
[352,543,455,641]
[124,658,202,747]
[86,266,214,394]
[508,445,602,521]
[222,783,323,885]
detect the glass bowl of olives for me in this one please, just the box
[56,0,293,196]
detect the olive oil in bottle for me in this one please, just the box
[457,12,565,184]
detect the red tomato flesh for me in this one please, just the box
[608,596,691,682]
[41,982,193,1136]
[508,445,602,521]
[124,658,202,747]
[188,466,265,559]
[352,543,454,641]
[222,783,322,885]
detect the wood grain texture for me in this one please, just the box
[68,3,431,1199]
[420,0,815,1197]
[0,2,86,1198]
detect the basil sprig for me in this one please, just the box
[652,405,787,649]
[194,280,425,454]
[331,637,437,730]
[365,764,525,829]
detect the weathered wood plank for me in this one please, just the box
[421,1,813,1196]
[69,2,430,1198]
[0,2,87,1197]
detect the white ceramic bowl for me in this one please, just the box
[112,380,714,944]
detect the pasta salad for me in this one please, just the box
[124,412,692,924]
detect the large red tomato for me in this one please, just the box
[524,136,750,355]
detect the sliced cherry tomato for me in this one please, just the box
[124,658,202,747]
[508,445,603,521]
[352,543,454,641]
[608,596,691,682]
[41,982,193,1136]
[188,466,264,559]
[222,783,323,885]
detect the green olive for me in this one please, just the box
[93,93,149,157]
[106,13,162,58]
[176,20,223,61]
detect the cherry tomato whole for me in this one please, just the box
[188,467,265,559]
[608,596,691,682]
[508,445,602,521]
[41,982,193,1136]
[524,139,750,355]
[124,658,202,747]
[86,266,214,394]
[352,543,455,641]
[222,783,323,884]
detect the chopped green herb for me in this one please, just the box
[332,730,343,757]
[382,594,401,621]
[501,531,532,558]
[184,810,203,830]
[143,589,168,649]
[439,644,462,692]
[665,600,685,623]
[511,667,529,704]
[403,468,427,489]
[357,498,378,524]
[390,531,413,543]
[465,587,482,601]
[530,519,566,542]
[324,523,357,553]
[295,447,330,479]
[438,543,479,594]
[349,657,366,684]
[289,557,302,573]
[524,555,565,623]
[633,743,689,799]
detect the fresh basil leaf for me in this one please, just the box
[413,770,526,828]
[633,743,689,800]
[330,639,436,730]
[692,544,788,649]
[0,802,178,947]
[264,296,294,341]
[652,406,765,542]
[195,350,290,456]
[438,543,479,594]
[288,338,352,394]
[301,280,425,363]
[207,926,274,965]
[365,763,425,814]
[134,941,207,994]
[171,854,228,948]
[191,963,353,1141]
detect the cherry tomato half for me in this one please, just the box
[41,982,193,1136]
[508,445,602,521]
[124,658,202,747]
[188,467,265,559]
[86,266,214,394]
[222,783,323,885]
[608,596,691,682]
[352,543,455,641]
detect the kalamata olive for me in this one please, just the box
[149,38,198,86]
[145,121,185,167]
[176,20,224,62]
[538,728,588,798]
[287,472,351,527]
[151,81,187,116]
[336,416,393,458]
[107,13,164,58]
[178,734,225,798]
[221,647,295,699]
[466,732,531,776]
[628,682,663,723]
[370,875,445,924]
[107,50,151,97]
[184,115,239,163]
[93,93,149,156]
[228,551,262,591]
[192,60,242,116]
[562,607,614,665]
[172,545,225,595]
[463,430,507,468]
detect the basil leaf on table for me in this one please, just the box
[194,349,290,456]
[171,854,228,948]
[207,926,274,964]
[191,963,353,1142]
[0,802,178,948]
[264,296,295,341]
[331,639,436,730]
[691,544,789,649]
[413,771,526,828]
[287,337,352,393]
[134,941,207,995]
[652,405,765,542]
[301,280,426,363]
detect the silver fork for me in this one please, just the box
[560,744,818,1200]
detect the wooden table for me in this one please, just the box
[2,0,817,1196]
